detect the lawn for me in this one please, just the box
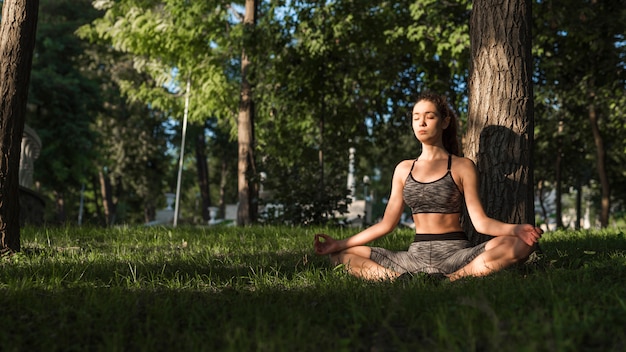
[1,225,625,351]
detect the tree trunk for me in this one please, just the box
[536,180,548,226]
[144,204,155,224]
[91,174,104,225]
[0,0,39,253]
[464,0,534,244]
[588,100,610,227]
[575,180,582,230]
[99,168,116,226]
[53,190,66,224]
[195,129,211,222]
[236,0,257,226]
[219,159,228,220]
[555,119,564,229]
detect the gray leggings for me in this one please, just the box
[370,238,487,275]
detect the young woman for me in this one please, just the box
[313,92,543,281]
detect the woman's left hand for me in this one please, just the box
[313,233,340,255]
[514,224,544,246]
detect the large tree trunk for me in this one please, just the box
[236,0,257,226]
[195,129,211,222]
[463,0,534,244]
[0,0,39,254]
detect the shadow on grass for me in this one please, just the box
[10,248,327,289]
[0,254,440,352]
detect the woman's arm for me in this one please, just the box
[314,161,409,255]
[458,158,539,241]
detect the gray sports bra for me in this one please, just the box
[403,155,463,214]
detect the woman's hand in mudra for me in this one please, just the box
[314,233,341,255]
[514,224,543,246]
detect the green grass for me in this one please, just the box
[1,225,625,351]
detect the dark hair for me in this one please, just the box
[415,92,460,156]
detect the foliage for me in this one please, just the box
[24,0,178,224]
[79,0,240,123]
[76,0,246,224]
[259,163,352,225]
[532,0,626,224]
[252,0,472,221]
[26,0,102,222]
[1,226,625,351]
[15,0,626,226]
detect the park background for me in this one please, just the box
[3,0,624,232]
[1,1,626,351]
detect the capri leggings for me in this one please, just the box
[369,232,487,275]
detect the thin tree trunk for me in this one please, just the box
[99,169,116,226]
[236,0,257,226]
[588,100,610,227]
[144,200,155,224]
[54,191,66,224]
[219,159,228,220]
[536,180,548,226]
[91,174,104,225]
[575,180,582,230]
[555,119,564,228]
[0,0,39,253]
[464,0,534,244]
[196,129,211,222]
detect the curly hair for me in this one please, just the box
[415,92,460,156]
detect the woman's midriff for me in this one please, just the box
[412,213,463,234]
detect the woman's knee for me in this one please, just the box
[513,239,536,261]
[329,252,343,266]
[488,237,534,262]
[506,237,536,263]
[329,246,371,266]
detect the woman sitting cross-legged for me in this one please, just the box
[313,92,543,282]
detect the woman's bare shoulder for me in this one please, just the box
[395,158,416,171]
[392,159,415,178]
[451,156,478,181]
[451,155,477,169]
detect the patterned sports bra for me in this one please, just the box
[403,155,463,214]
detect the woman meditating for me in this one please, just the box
[313,92,543,281]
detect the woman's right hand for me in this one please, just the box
[313,233,341,255]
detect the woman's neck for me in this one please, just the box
[418,145,448,160]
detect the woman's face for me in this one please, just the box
[411,100,449,145]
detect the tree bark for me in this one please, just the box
[236,0,257,226]
[0,0,39,253]
[464,0,534,244]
